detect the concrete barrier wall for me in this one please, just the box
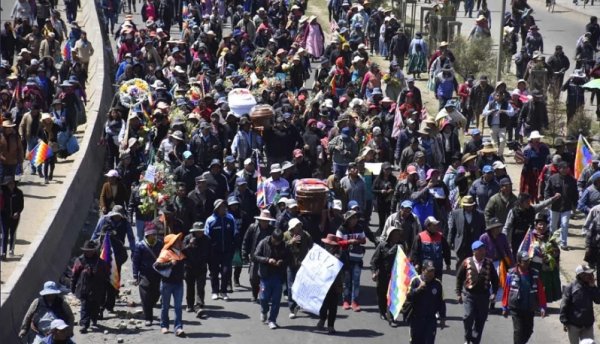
[0,1,111,340]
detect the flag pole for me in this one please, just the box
[582,134,597,155]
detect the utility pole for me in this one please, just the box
[496,0,507,82]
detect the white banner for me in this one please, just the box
[291,245,344,315]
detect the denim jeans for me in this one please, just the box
[343,260,362,302]
[135,219,146,242]
[551,210,571,246]
[260,276,283,323]
[160,281,183,330]
[287,266,299,311]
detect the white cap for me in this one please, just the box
[332,199,343,211]
[104,169,120,178]
[492,161,506,170]
[286,199,298,208]
[50,319,69,330]
[288,218,302,229]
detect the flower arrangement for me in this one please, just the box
[137,162,177,216]
[119,78,150,108]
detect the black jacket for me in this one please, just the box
[1,186,24,217]
[560,280,600,327]
[448,209,485,257]
[253,237,291,279]
[188,188,217,222]
[544,173,578,212]
[132,239,163,281]
[182,233,210,268]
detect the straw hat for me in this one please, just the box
[479,142,496,154]
[255,209,275,221]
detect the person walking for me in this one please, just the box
[1,177,24,259]
[544,161,578,250]
[253,229,291,329]
[371,228,406,323]
[153,233,186,337]
[182,222,210,314]
[410,216,451,280]
[448,195,485,270]
[132,224,163,326]
[502,251,547,344]
[283,218,313,319]
[19,281,75,342]
[316,234,345,334]
[560,264,600,344]
[406,260,446,344]
[71,240,109,334]
[456,240,499,344]
[242,210,275,302]
[205,199,238,301]
[337,210,367,311]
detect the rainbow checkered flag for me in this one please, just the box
[100,234,120,291]
[575,134,595,179]
[27,141,53,167]
[387,246,418,320]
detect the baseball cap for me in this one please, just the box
[406,165,418,175]
[492,161,506,170]
[482,165,493,174]
[288,218,302,229]
[400,200,413,209]
[286,199,298,208]
[576,264,595,276]
[347,200,360,210]
[471,240,486,251]
[50,319,69,330]
[424,216,439,226]
[183,151,193,160]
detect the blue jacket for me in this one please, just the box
[92,215,136,249]
[132,239,163,280]
[205,212,238,255]
[578,184,600,214]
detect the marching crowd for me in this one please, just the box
[5,0,600,343]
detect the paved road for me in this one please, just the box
[56,1,594,343]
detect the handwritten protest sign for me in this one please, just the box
[291,245,344,315]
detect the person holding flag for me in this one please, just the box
[406,260,446,344]
[71,240,109,334]
[502,251,547,344]
[371,227,406,324]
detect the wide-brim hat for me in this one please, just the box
[486,218,503,231]
[189,222,205,233]
[39,281,62,296]
[479,144,497,154]
[528,130,544,140]
[170,130,185,141]
[461,195,476,207]
[343,210,358,222]
[321,234,340,246]
[81,240,99,251]
[255,210,275,221]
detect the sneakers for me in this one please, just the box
[268,322,278,329]
[260,313,267,323]
[561,245,570,251]
[8,249,14,257]
[221,293,229,301]
[351,301,361,312]
[79,327,88,334]
[160,328,168,334]
[175,329,185,337]
[211,293,219,300]
[144,320,152,326]
[186,307,195,312]
[289,306,299,319]
[342,301,351,310]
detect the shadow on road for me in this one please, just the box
[203,309,250,320]
[185,332,231,339]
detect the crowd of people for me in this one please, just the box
[0,0,87,261]
[5,0,600,343]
